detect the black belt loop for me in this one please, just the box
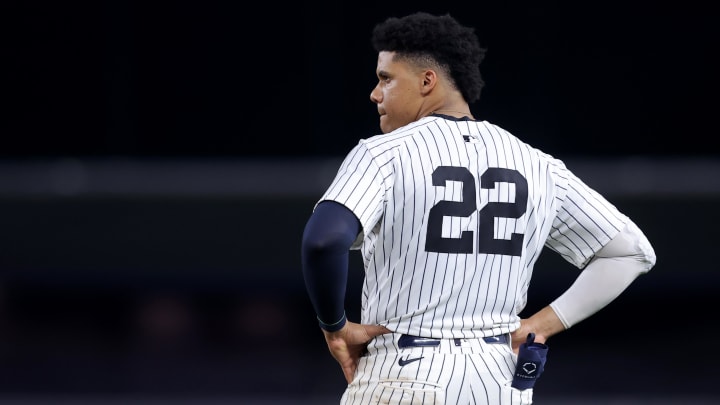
[398,334,441,348]
[481,334,510,345]
[399,333,509,348]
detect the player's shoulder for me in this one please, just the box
[359,116,438,149]
[479,119,572,169]
[474,119,520,140]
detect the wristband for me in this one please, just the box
[318,312,347,332]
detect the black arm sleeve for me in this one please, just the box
[300,200,361,331]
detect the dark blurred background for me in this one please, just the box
[1,1,718,404]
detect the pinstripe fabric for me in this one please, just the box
[319,115,628,403]
[341,333,533,404]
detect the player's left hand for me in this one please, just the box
[322,321,391,384]
[511,306,564,354]
[511,321,548,354]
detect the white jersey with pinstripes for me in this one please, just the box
[318,114,628,339]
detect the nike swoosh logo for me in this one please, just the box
[398,356,424,366]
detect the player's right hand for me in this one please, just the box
[322,321,391,383]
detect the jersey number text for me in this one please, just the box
[425,166,528,256]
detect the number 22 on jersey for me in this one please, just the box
[425,166,528,256]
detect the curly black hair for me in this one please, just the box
[371,12,487,103]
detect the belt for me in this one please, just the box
[398,333,509,348]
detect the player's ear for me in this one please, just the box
[420,69,438,95]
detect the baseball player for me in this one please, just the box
[301,11,656,404]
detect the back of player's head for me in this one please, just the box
[371,11,487,103]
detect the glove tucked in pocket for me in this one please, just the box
[511,332,548,390]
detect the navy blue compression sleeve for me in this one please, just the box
[301,201,361,332]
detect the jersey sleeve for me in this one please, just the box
[317,141,387,250]
[545,167,629,269]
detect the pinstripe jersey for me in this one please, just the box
[318,114,628,339]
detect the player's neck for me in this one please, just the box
[422,88,473,118]
[430,108,474,119]
[428,98,473,119]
